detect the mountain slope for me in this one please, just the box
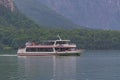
[37,0,120,30]
[14,0,84,29]
[0,2,40,29]
[0,1,42,49]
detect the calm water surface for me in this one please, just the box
[0,50,120,80]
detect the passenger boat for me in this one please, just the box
[17,36,82,56]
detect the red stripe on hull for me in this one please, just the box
[18,53,55,56]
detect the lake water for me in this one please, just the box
[0,50,120,80]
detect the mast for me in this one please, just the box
[57,34,61,40]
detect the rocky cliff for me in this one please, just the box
[0,0,14,11]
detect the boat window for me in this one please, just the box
[56,41,69,45]
[55,48,71,52]
[42,42,54,45]
[37,48,53,52]
[26,48,53,52]
[26,48,36,52]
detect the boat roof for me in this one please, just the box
[55,40,70,42]
[42,40,70,42]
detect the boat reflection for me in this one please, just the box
[52,56,76,80]
[18,56,77,80]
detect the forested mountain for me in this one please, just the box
[14,0,84,29]
[37,0,120,30]
[0,0,120,51]
[0,0,41,49]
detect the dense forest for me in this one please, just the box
[0,26,120,50]
[0,5,120,50]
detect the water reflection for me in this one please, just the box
[18,56,77,80]
[53,56,76,80]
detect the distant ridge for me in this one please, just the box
[38,0,120,30]
[14,0,86,29]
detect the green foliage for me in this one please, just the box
[0,5,40,50]
[0,26,120,50]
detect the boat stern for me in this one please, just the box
[17,48,26,54]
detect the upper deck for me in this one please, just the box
[25,39,76,48]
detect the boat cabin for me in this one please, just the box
[25,40,76,53]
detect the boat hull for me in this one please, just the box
[17,50,82,56]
